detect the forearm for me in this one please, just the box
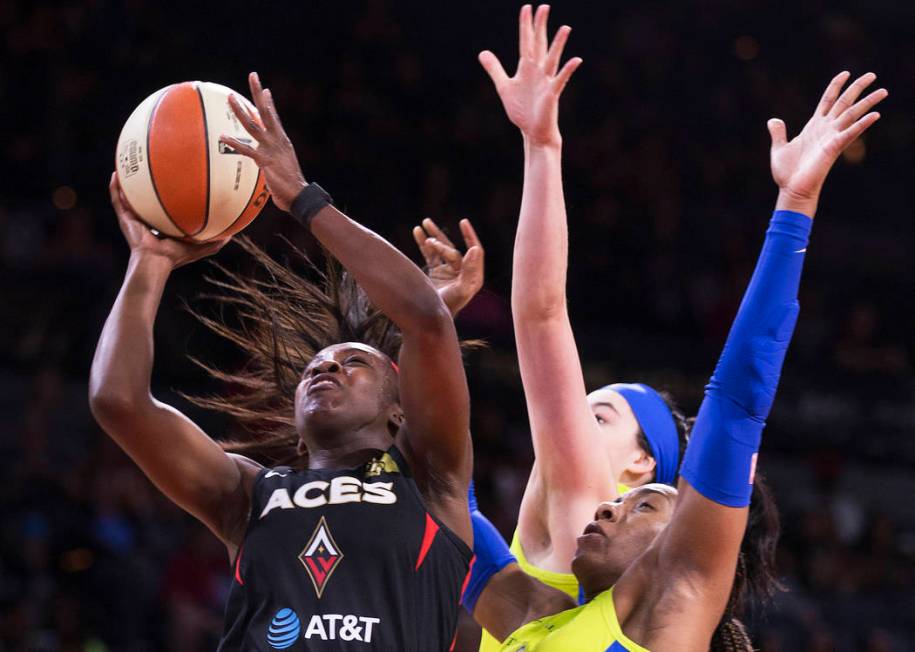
[681,210,812,506]
[309,204,451,334]
[511,141,569,320]
[89,254,172,410]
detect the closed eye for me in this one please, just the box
[637,502,655,511]
[345,356,369,366]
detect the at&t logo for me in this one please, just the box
[266,609,300,650]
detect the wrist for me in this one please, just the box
[775,187,820,218]
[128,250,175,278]
[522,134,562,153]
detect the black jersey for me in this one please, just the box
[217,445,472,652]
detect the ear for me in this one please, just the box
[625,447,657,479]
[297,438,307,457]
[387,405,405,434]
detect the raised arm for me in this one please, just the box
[616,72,887,648]
[221,73,472,540]
[480,4,602,570]
[89,176,260,555]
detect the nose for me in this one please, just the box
[311,359,342,376]
[595,501,618,523]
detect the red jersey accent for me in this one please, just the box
[234,544,244,585]
[415,511,440,571]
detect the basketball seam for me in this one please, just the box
[192,82,211,238]
[210,168,265,240]
[145,86,189,237]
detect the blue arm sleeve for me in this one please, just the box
[461,481,517,613]
[680,211,812,507]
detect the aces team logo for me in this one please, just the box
[299,516,343,598]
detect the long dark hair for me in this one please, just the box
[182,236,401,467]
[710,473,784,651]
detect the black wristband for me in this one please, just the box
[289,183,333,229]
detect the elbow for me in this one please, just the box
[511,291,567,323]
[419,303,456,338]
[88,379,146,427]
[406,293,455,336]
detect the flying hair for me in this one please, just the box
[182,235,402,467]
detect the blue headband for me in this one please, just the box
[604,383,679,485]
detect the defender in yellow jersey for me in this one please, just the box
[464,6,690,649]
[464,9,885,650]
[499,588,648,652]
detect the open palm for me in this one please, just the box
[769,71,887,204]
[479,4,582,147]
[413,218,484,317]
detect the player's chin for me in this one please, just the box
[572,533,608,564]
[571,545,604,579]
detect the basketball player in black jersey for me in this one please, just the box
[90,71,473,651]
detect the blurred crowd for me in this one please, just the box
[0,0,912,650]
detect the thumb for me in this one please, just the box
[767,118,787,148]
[479,50,509,89]
[463,246,484,281]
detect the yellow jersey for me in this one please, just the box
[500,587,648,651]
[479,484,632,652]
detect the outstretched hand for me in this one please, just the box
[220,72,306,212]
[479,4,582,147]
[769,71,887,216]
[109,173,228,269]
[413,218,485,317]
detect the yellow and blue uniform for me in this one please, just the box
[479,483,632,652]
[470,211,812,652]
[499,587,648,652]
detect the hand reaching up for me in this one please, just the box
[221,72,305,212]
[479,4,582,147]
[769,71,887,216]
[413,218,485,317]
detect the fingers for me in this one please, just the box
[837,87,888,129]
[421,218,456,248]
[533,4,550,60]
[545,25,571,76]
[835,111,881,151]
[109,172,137,218]
[767,118,788,148]
[552,56,582,95]
[828,72,876,119]
[459,218,483,251]
[518,4,533,59]
[428,238,463,272]
[247,72,271,130]
[478,50,509,89]
[462,246,484,286]
[262,89,286,132]
[816,71,850,116]
[412,225,439,264]
[227,93,264,141]
[109,171,122,208]
[219,135,260,162]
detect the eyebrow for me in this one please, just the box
[593,402,620,414]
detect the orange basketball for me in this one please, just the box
[115,81,269,241]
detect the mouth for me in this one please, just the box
[308,374,342,394]
[580,522,606,539]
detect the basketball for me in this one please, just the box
[115,81,269,241]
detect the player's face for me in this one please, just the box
[295,343,397,436]
[571,485,677,588]
[586,388,645,482]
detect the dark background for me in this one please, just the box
[1,1,913,650]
